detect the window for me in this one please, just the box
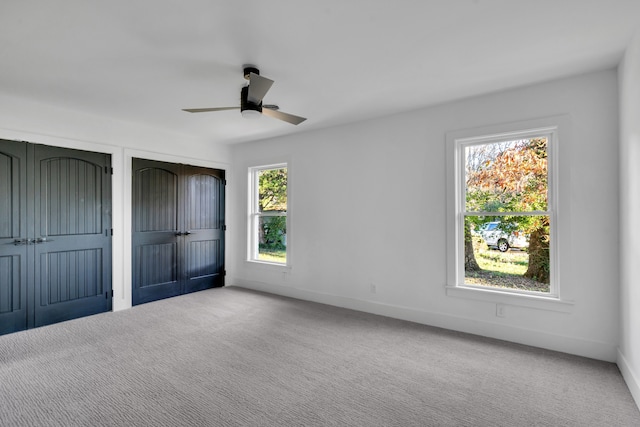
[249,164,288,264]
[448,124,559,298]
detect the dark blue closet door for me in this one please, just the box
[31,145,112,327]
[183,166,225,294]
[131,159,183,305]
[0,140,28,334]
[131,159,225,306]
[0,141,112,334]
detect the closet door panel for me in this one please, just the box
[183,167,225,294]
[32,146,112,327]
[131,159,182,305]
[0,140,28,334]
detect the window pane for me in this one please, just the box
[464,215,550,292]
[257,215,286,263]
[258,168,287,213]
[465,138,547,212]
[251,165,288,265]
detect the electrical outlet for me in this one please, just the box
[496,303,506,318]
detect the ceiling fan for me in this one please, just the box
[182,66,307,125]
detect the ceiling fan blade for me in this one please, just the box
[262,107,307,125]
[182,107,239,113]
[247,73,274,104]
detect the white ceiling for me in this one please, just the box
[1,1,639,145]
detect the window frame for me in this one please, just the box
[445,117,572,311]
[248,163,289,266]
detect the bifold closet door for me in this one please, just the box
[132,159,225,306]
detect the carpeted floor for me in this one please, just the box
[0,286,638,426]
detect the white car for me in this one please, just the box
[481,221,528,252]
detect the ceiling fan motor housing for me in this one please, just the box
[243,66,259,80]
[240,86,262,118]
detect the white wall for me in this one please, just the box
[0,94,231,311]
[229,69,620,362]
[618,31,640,407]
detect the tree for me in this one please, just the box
[466,138,550,283]
[259,168,287,211]
[464,219,481,271]
[258,168,287,247]
[463,141,516,272]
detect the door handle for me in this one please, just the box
[183,231,192,236]
[175,232,183,236]
[12,238,50,245]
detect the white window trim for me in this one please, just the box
[247,162,290,267]
[445,116,574,312]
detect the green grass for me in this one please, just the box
[465,237,549,292]
[258,248,286,263]
[475,249,528,276]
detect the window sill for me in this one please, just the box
[245,259,292,271]
[445,284,574,313]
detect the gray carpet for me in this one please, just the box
[1,287,638,426]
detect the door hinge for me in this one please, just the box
[104,166,113,175]
[223,270,227,276]
[223,225,227,231]
[106,290,113,299]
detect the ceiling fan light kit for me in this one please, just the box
[241,109,261,119]
[183,66,307,125]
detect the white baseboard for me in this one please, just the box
[618,349,640,409]
[228,279,617,362]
